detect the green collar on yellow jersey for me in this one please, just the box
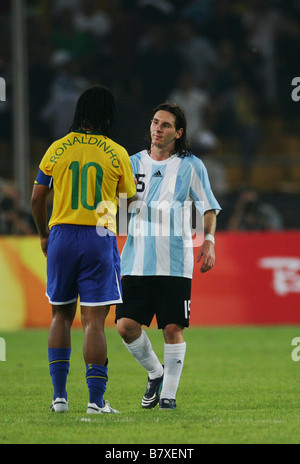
[73,129,104,136]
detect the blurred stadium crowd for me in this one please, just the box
[0,0,300,234]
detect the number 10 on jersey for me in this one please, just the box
[69,161,104,211]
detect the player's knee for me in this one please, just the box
[163,324,178,338]
[116,319,127,339]
[163,324,184,343]
[117,318,141,343]
[52,303,76,327]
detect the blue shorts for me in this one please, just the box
[47,225,122,306]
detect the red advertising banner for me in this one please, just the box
[190,231,300,325]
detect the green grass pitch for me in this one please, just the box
[1,326,300,444]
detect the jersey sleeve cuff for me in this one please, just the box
[35,169,53,189]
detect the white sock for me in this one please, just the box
[160,342,186,400]
[123,330,163,380]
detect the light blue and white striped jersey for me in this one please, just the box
[121,150,221,279]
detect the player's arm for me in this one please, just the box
[31,183,51,257]
[196,210,217,273]
[128,176,138,205]
[118,177,138,209]
[189,158,220,273]
[117,152,137,208]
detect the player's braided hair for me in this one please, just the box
[146,102,191,157]
[70,86,117,138]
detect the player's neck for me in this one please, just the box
[80,126,94,132]
[149,145,175,161]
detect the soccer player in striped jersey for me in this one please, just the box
[31,86,136,414]
[116,102,221,409]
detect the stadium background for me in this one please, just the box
[0,0,299,330]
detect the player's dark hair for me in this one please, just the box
[147,102,191,157]
[70,86,117,138]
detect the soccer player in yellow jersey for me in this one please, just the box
[31,86,136,414]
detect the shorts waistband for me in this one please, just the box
[50,224,116,236]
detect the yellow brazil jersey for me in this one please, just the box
[35,131,136,234]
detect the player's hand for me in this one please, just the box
[197,240,215,273]
[40,235,49,258]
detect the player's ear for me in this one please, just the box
[175,128,184,140]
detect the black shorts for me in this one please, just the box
[115,276,192,329]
